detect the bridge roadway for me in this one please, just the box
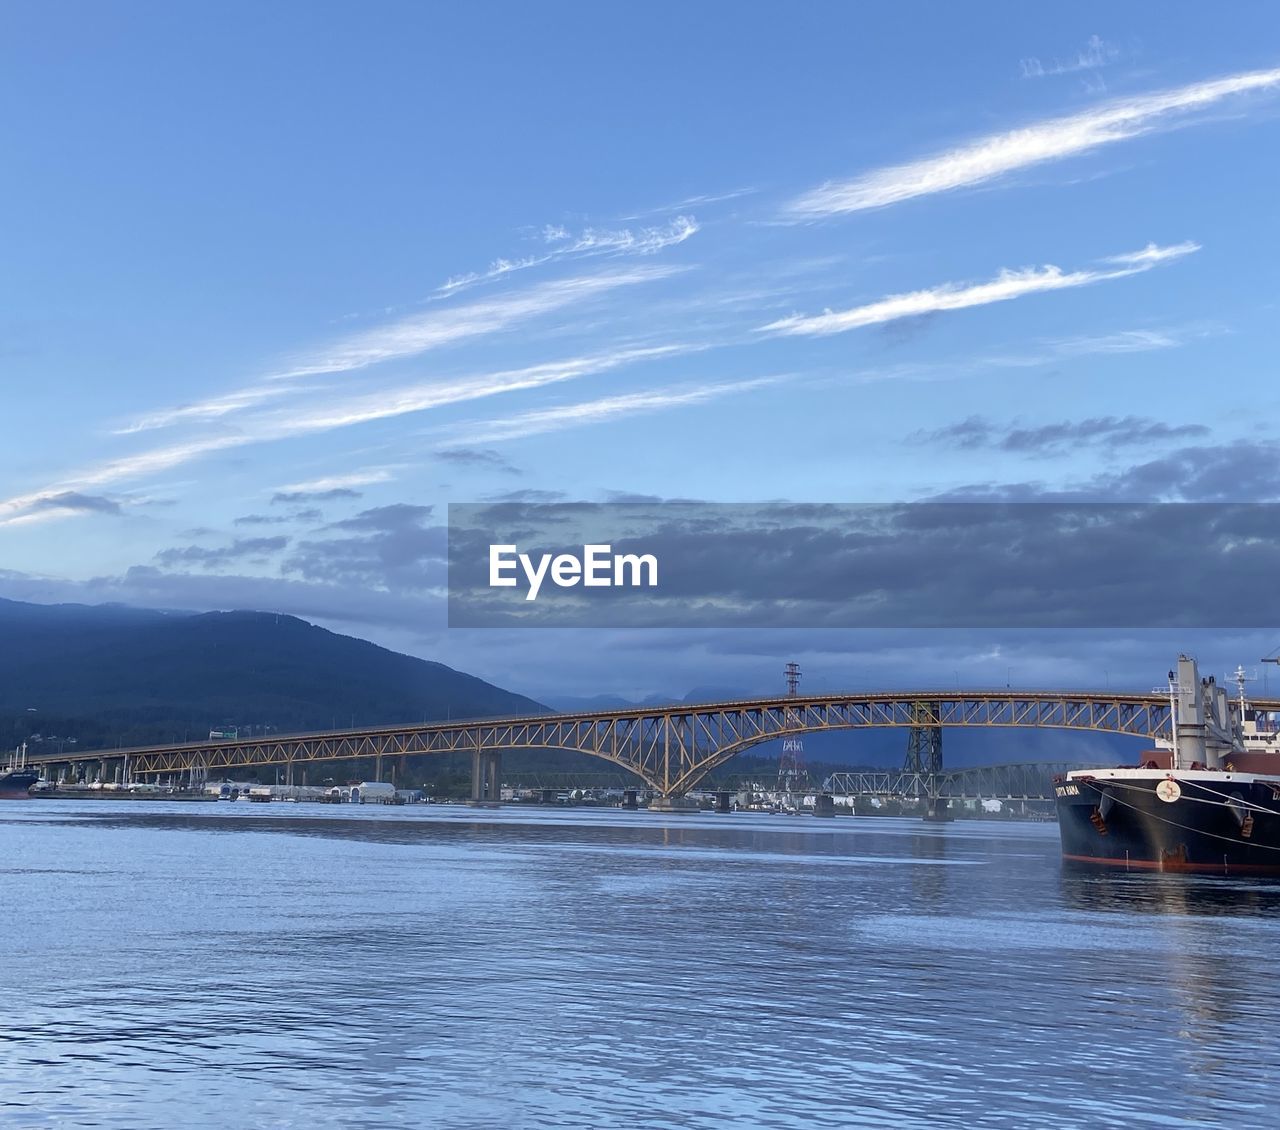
[29,687,1280,800]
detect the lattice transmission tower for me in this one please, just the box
[777,662,808,794]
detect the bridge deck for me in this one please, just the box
[26,689,1280,797]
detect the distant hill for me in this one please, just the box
[0,599,551,786]
[545,692,685,712]
[545,685,776,714]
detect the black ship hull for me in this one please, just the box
[1056,772,1280,875]
[0,769,38,799]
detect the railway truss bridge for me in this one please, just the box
[822,762,1092,803]
[31,688,1270,803]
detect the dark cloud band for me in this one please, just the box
[448,501,1280,629]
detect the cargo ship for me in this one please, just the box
[1,744,38,799]
[1056,656,1280,874]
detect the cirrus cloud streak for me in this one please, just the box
[759,242,1199,338]
[0,346,694,526]
[439,376,782,446]
[786,65,1280,218]
[271,266,681,382]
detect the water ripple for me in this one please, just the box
[2,803,1279,1127]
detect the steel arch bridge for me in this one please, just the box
[29,687,1262,798]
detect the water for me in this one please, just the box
[3,803,1279,1129]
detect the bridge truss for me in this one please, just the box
[824,762,1092,802]
[25,688,1232,798]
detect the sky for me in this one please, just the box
[3,2,1280,701]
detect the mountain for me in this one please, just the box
[544,692,683,712]
[0,598,546,759]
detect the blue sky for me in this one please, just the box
[3,2,1280,698]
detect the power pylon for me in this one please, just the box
[778,662,807,795]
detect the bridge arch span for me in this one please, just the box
[24,689,1204,798]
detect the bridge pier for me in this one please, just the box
[647,795,699,813]
[620,789,638,810]
[905,702,946,823]
[469,749,501,807]
[813,793,835,818]
[923,797,952,822]
[713,791,731,813]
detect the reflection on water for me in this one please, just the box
[3,803,1279,1128]
[1060,868,1280,917]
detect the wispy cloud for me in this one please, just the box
[1036,328,1184,355]
[1,434,248,526]
[541,216,699,253]
[271,265,680,380]
[914,414,1210,453]
[114,263,682,438]
[973,327,1203,370]
[440,377,780,445]
[115,384,299,435]
[837,323,1211,390]
[1103,242,1200,267]
[759,241,1199,337]
[1020,35,1120,80]
[281,345,693,434]
[277,470,396,493]
[785,65,1280,217]
[271,488,363,504]
[0,491,123,528]
[436,217,698,296]
[234,509,321,526]
[0,347,690,525]
[155,536,290,569]
[434,448,521,474]
[273,470,396,495]
[618,187,758,221]
[30,491,122,515]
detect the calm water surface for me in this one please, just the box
[2,802,1278,1128]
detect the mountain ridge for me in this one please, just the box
[0,598,547,755]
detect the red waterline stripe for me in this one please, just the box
[1062,852,1280,875]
